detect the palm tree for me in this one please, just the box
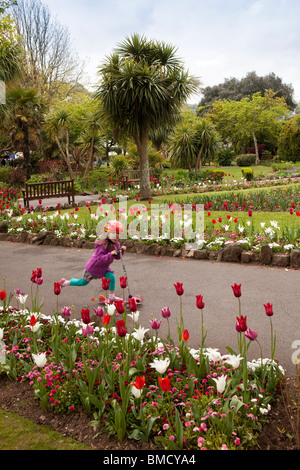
[168,123,197,171]
[95,33,199,199]
[44,108,75,180]
[194,118,220,171]
[3,87,45,179]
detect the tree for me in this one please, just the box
[95,33,199,199]
[3,87,45,179]
[198,71,296,115]
[44,108,75,180]
[278,115,300,162]
[10,0,84,103]
[168,110,220,171]
[208,91,289,164]
[0,1,22,84]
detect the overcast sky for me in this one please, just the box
[44,0,300,104]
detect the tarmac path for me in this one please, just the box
[0,239,299,376]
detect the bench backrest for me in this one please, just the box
[25,180,74,198]
[121,169,156,180]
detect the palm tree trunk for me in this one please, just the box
[196,141,205,172]
[135,131,151,200]
[84,137,94,177]
[54,133,74,180]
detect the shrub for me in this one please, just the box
[0,167,13,183]
[278,115,300,162]
[241,167,254,181]
[216,148,235,166]
[236,154,256,166]
[197,168,226,182]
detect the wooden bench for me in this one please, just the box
[121,169,159,189]
[23,180,75,210]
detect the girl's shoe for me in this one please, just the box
[60,278,68,287]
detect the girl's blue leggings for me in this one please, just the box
[70,270,116,290]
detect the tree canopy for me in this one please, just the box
[198,71,296,115]
[95,33,200,198]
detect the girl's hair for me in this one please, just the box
[105,236,116,253]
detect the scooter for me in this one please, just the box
[98,249,143,306]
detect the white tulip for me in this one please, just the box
[131,325,149,342]
[17,294,28,306]
[0,328,4,341]
[131,385,142,399]
[149,357,170,374]
[32,352,47,368]
[222,354,242,369]
[107,304,116,316]
[212,375,227,394]
[128,311,140,323]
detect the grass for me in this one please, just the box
[0,408,91,450]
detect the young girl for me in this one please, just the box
[60,220,126,302]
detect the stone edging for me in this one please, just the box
[1,230,300,269]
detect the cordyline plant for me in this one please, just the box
[0,268,287,450]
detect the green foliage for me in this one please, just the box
[236,154,256,167]
[278,115,300,163]
[216,147,235,166]
[241,167,254,181]
[197,168,226,181]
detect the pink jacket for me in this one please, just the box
[85,240,122,278]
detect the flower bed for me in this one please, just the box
[0,274,287,450]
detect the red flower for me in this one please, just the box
[0,290,6,301]
[245,328,258,341]
[131,376,145,390]
[30,315,37,326]
[54,282,61,295]
[264,303,273,316]
[128,297,137,312]
[102,277,111,291]
[116,319,127,337]
[174,282,184,296]
[119,276,127,289]
[231,283,241,298]
[196,295,205,309]
[182,329,190,342]
[31,270,37,283]
[81,308,91,324]
[235,315,247,332]
[102,314,111,326]
[158,376,171,393]
[36,268,42,278]
[115,299,125,315]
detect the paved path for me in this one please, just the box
[0,240,299,375]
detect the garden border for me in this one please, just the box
[1,229,300,269]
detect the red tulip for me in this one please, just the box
[120,276,127,289]
[182,329,190,342]
[30,315,37,326]
[264,303,273,316]
[116,319,127,337]
[102,314,111,326]
[174,282,184,296]
[196,295,205,309]
[161,307,171,318]
[36,268,42,278]
[128,297,137,312]
[102,277,111,291]
[81,308,91,324]
[235,315,247,332]
[115,299,125,315]
[231,283,241,298]
[245,328,258,341]
[0,290,6,301]
[131,376,145,390]
[31,270,37,283]
[158,376,171,393]
[54,282,61,295]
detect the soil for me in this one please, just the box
[0,375,298,451]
